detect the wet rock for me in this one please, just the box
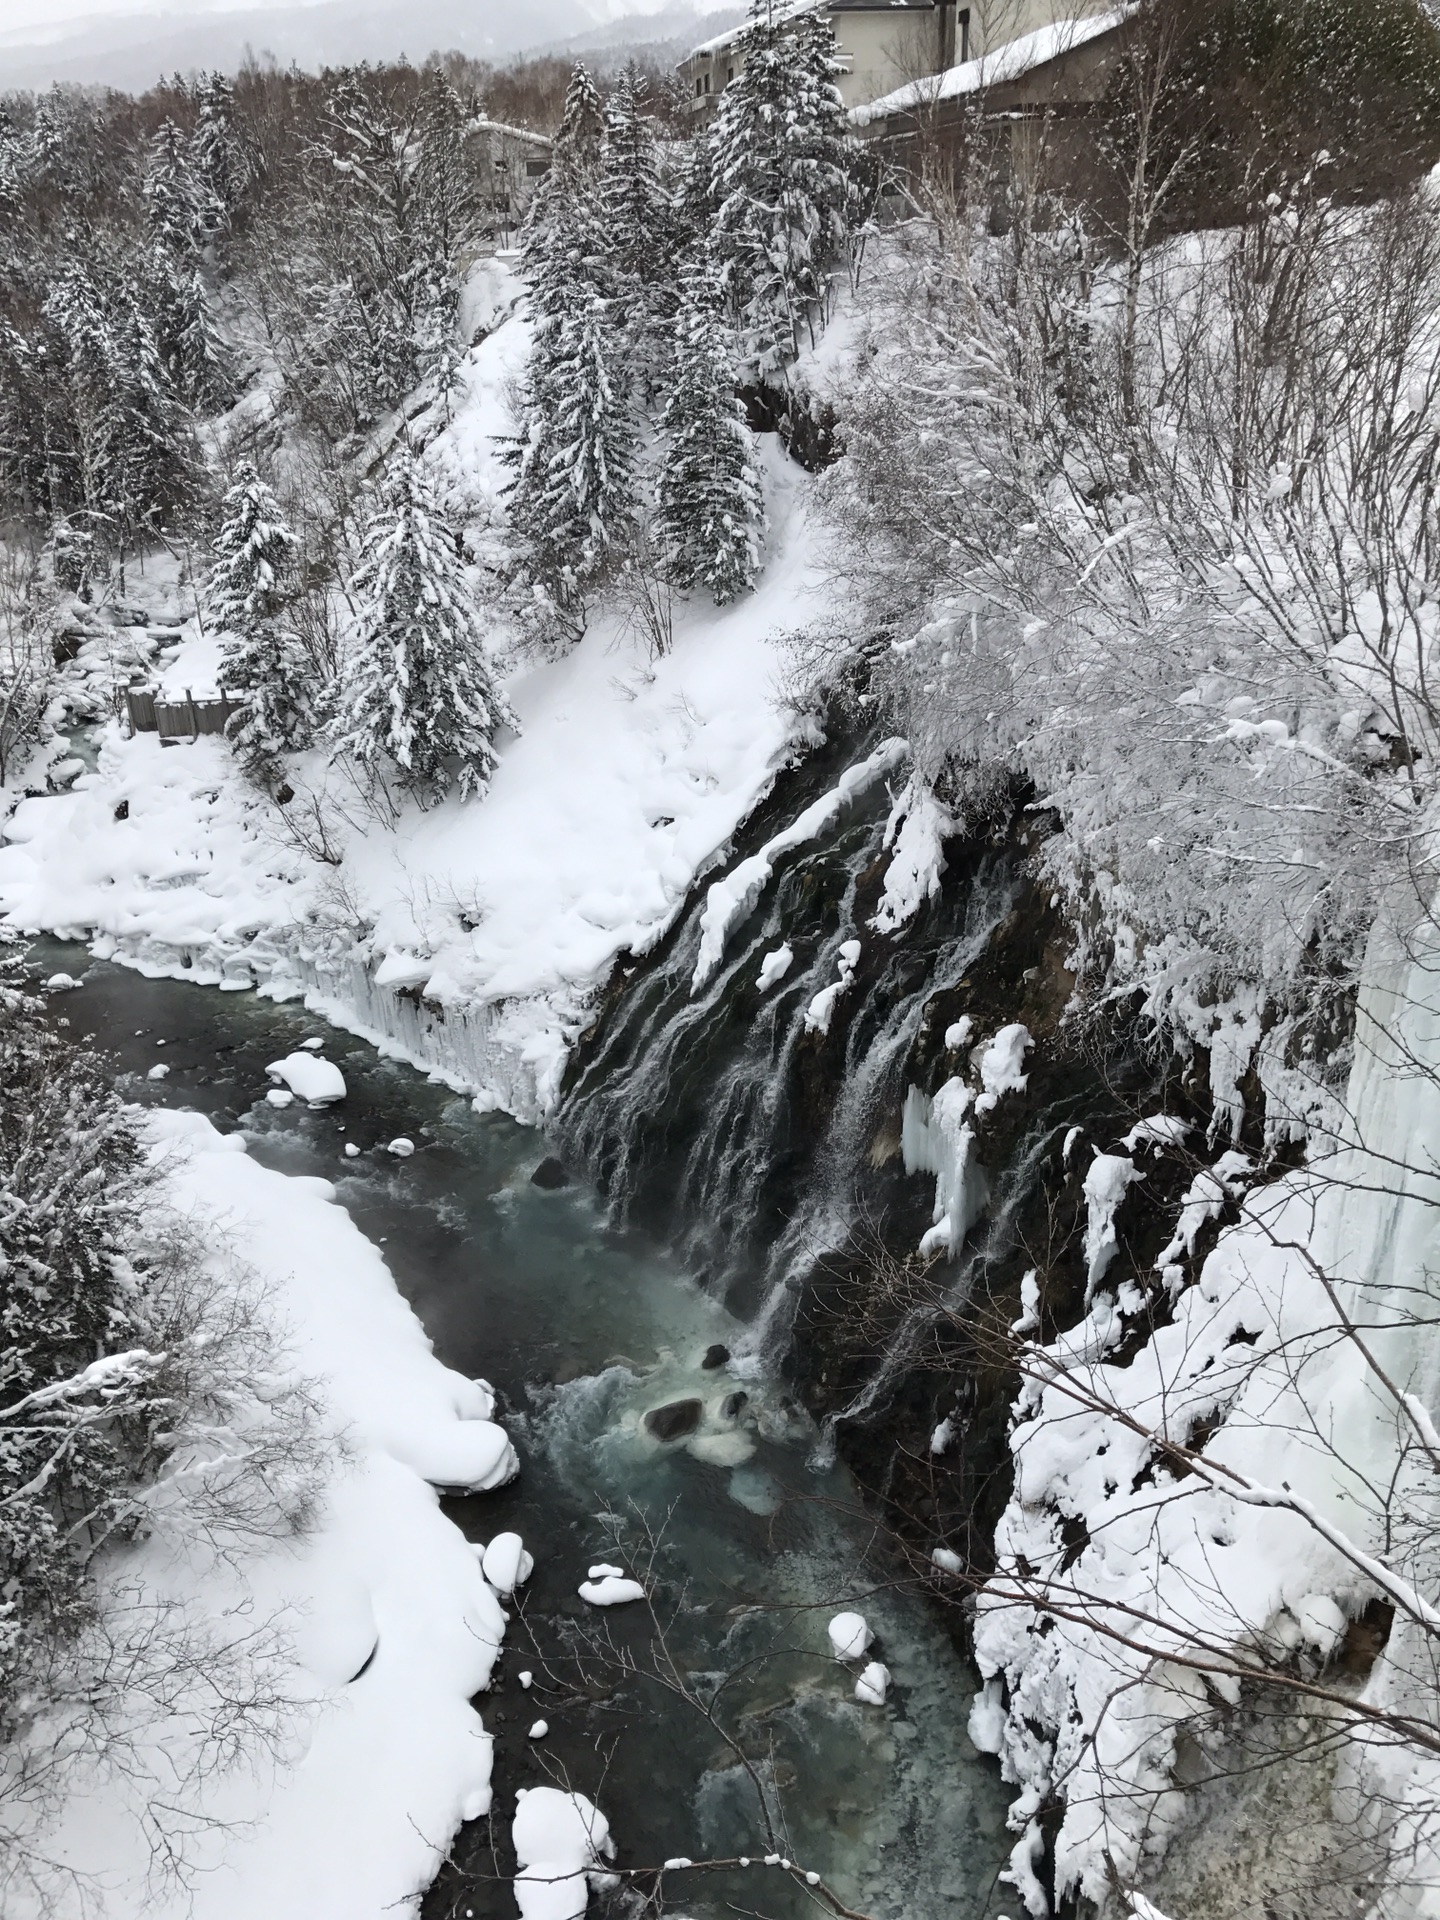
[531,1156,570,1190]
[701,1344,730,1370]
[644,1398,703,1441]
[721,1391,749,1421]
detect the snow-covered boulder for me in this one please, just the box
[512,1786,614,1920]
[855,1661,890,1706]
[481,1532,534,1597]
[266,1051,346,1105]
[578,1574,645,1607]
[827,1611,873,1660]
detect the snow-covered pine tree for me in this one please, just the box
[106,277,198,559]
[505,65,637,627]
[329,451,517,804]
[418,67,478,271]
[148,242,227,406]
[145,118,206,257]
[42,266,131,562]
[600,63,680,392]
[708,0,856,379]
[655,263,766,603]
[207,462,309,768]
[190,71,249,234]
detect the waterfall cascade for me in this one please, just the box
[557,735,1207,1505]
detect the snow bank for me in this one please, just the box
[17,1110,513,1920]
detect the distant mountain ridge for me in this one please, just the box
[0,0,738,95]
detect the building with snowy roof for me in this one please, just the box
[679,0,1114,118]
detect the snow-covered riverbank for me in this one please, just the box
[11,1107,513,1920]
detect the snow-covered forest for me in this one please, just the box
[8,1,1440,1918]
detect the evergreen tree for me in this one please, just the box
[207,463,309,767]
[147,242,227,406]
[505,65,637,625]
[708,0,856,378]
[600,63,680,391]
[190,71,249,233]
[654,264,766,603]
[144,118,206,256]
[418,68,478,270]
[329,451,517,804]
[43,265,126,555]
[108,277,198,553]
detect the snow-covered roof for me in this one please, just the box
[689,0,935,61]
[851,6,1130,125]
[466,117,553,149]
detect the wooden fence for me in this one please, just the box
[125,688,243,743]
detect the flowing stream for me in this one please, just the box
[27,937,1012,1920]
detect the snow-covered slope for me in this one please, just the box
[0,271,818,1117]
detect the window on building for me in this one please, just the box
[695,73,704,96]
[703,71,712,93]
[525,159,550,177]
[726,64,734,82]
[959,6,971,64]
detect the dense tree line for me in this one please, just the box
[506,6,857,636]
[0,3,860,802]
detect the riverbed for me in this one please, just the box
[28,940,1011,1920]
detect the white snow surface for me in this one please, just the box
[0,264,823,1122]
[266,1051,346,1104]
[15,1108,513,1920]
[511,1787,615,1920]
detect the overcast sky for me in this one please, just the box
[0,0,674,30]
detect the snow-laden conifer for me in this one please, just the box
[207,463,309,767]
[707,0,855,378]
[145,118,207,257]
[655,264,765,603]
[329,451,517,804]
[148,242,227,406]
[190,71,249,232]
[506,65,636,626]
[600,63,680,390]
